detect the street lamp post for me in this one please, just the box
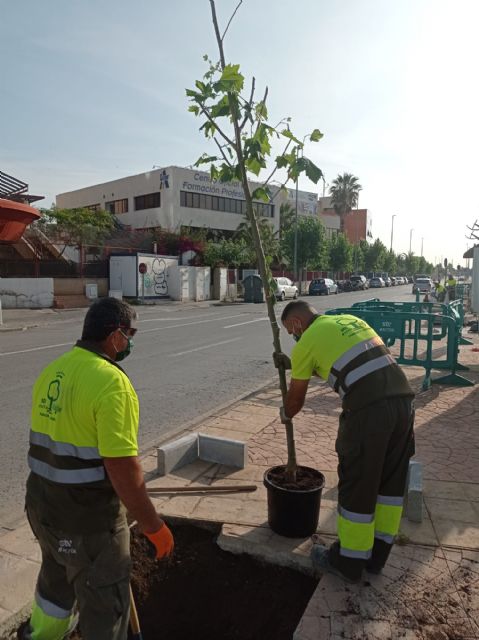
[390,214,397,252]
[409,228,414,254]
[294,178,298,287]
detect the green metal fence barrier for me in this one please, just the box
[351,298,474,346]
[325,305,474,391]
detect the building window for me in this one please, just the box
[86,203,101,212]
[105,198,128,214]
[134,192,161,211]
[179,191,274,218]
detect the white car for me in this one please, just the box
[273,277,298,301]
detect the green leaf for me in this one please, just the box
[194,154,219,167]
[188,105,200,115]
[211,96,231,118]
[251,187,270,203]
[310,128,324,142]
[245,157,263,176]
[280,129,301,145]
[216,63,244,93]
[255,101,268,120]
[275,155,288,169]
[303,157,323,184]
[186,88,201,99]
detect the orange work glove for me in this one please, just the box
[144,523,174,559]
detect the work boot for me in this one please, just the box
[310,540,362,584]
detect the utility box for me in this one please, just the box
[243,274,264,303]
[109,253,178,299]
[85,283,98,299]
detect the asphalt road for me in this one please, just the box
[0,285,413,529]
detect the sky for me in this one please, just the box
[2,0,479,268]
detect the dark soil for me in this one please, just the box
[129,524,318,640]
[56,523,318,640]
[266,464,325,491]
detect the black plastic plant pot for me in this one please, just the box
[263,465,325,538]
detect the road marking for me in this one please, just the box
[138,314,217,323]
[141,314,246,334]
[169,337,242,357]
[0,342,72,356]
[223,317,269,328]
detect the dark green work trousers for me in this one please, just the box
[25,503,131,640]
[331,395,415,581]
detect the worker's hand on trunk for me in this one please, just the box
[272,352,291,370]
[144,522,174,559]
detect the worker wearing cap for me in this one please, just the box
[274,300,415,584]
[24,297,174,640]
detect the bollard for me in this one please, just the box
[415,289,420,302]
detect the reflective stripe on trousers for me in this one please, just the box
[338,495,404,559]
[374,495,404,545]
[25,591,75,640]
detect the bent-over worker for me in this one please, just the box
[275,300,415,584]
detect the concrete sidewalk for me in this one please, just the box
[1,332,478,638]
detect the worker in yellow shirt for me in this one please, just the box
[24,298,174,640]
[274,300,415,584]
[446,274,457,301]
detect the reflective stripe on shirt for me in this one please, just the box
[30,431,101,461]
[28,455,105,484]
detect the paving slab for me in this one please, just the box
[0,331,477,637]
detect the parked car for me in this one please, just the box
[273,277,298,300]
[338,280,354,292]
[390,276,397,286]
[369,277,385,288]
[412,278,433,294]
[349,275,368,290]
[383,276,392,287]
[309,278,338,296]
[395,276,404,285]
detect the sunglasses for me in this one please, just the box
[118,326,138,337]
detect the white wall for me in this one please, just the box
[0,278,54,308]
[168,266,211,301]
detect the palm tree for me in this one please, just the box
[329,173,362,234]
[234,216,280,265]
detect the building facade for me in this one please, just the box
[56,166,319,236]
[318,196,373,244]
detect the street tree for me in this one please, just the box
[233,216,279,265]
[364,238,387,272]
[203,238,249,267]
[329,173,362,233]
[383,250,397,275]
[187,0,323,479]
[281,217,325,279]
[38,206,115,255]
[328,233,353,274]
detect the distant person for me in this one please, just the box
[446,274,457,301]
[274,300,415,584]
[24,298,174,640]
[434,281,445,302]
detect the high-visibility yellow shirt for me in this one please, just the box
[31,344,139,459]
[291,314,378,381]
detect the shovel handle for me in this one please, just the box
[129,584,143,640]
[147,484,257,494]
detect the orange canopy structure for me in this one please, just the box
[0,198,41,242]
